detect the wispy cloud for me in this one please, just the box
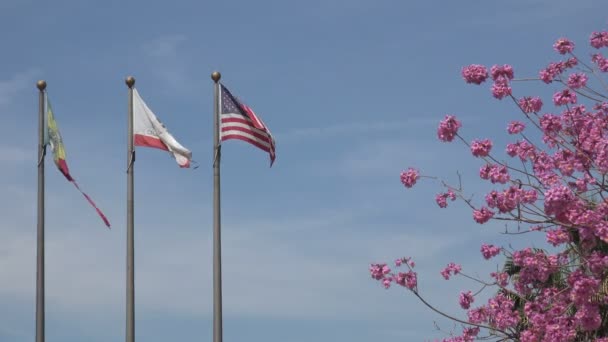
[276,118,438,143]
[0,200,467,321]
[143,34,187,59]
[141,34,190,91]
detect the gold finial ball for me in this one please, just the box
[125,76,135,88]
[211,71,221,83]
[36,80,47,91]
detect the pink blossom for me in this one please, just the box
[479,164,509,183]
[400,168,419,188]
[480,244,501,259]
[461,327,480,340]
[490,64,514,80]
[565,57,578,68]
[461,64,488,84]
[491,272,509,287]
[567,72,588,89]
[369,263,390,280]
[546,227,570,246]
[544,185,575,216]
[568,271,600,306]
[553,89,577,106]
[440,262,462,280]
[505,143,518,157]
[575,303,601,331]
[553,37,575,54]
[539,61,566,83]
[512,249,558,289]
[473,207,494,224]
[459,291,474,309]
[518,96,543,113]
[470,139,492,157]
[435,190,456,208]
[507,121,525,134]
[467,306,488,324]
[489,165,510,184]
[491,76,512,100]
[437,115,462,142]
[395,271,417,290]
[592,53,608,72]
[587,251,608,276]
[522,189,538,203]
[372,27,608,340]
[540,114,562,136]
[590,31,608,49]
[486,293,519,330]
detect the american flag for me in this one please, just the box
[220,84,276,166]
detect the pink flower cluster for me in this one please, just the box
[435,189,456,208]
[553,89,577,106]
[539,58,577,83]
[518,96,543,113]
[484,187,537,215]
[473,207,494,224]
[461,64,488,84]
[491,76,512,99]
[553,38,575,54]
[490,64,514,80]
[479,164,510,184]
[512,248,563,295]
[507,121,525,134]
[459,291,474,309]
[592,53,608,72]
[375,27,608,341]
[480,244,500,259]
[440,262,462,280]
[590,31,608,49]
[437,115,462,142]
[489,64,514,99]
[370,258,417,291]
[435,327,479,342]
[400,168,419,188]
[567,72,588,88]
[491,272,508,287]
[546,227,570,246]
[470,139,492,157]
[543,185,575,217]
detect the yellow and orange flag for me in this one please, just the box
[44,96,110,227]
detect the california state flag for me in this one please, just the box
[133,88,192,168]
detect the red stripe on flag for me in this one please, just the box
[221,134,271,153]
[55,158,111,228]
[56,159,73,181]
[221,126,272,142]
[134,134,169,151]
[221,117,253,125]
[71,180,111,228]
[240,103,266,130]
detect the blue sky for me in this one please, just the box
[1,1,607,341]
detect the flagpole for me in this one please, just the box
[36,80,46,342]
[211,71,223,342]
[125,76,136,342]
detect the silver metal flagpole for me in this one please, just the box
[36,80,47,342]
[211,71,223,342]
[125,76,136,342]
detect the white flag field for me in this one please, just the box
[132,88,192,168]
